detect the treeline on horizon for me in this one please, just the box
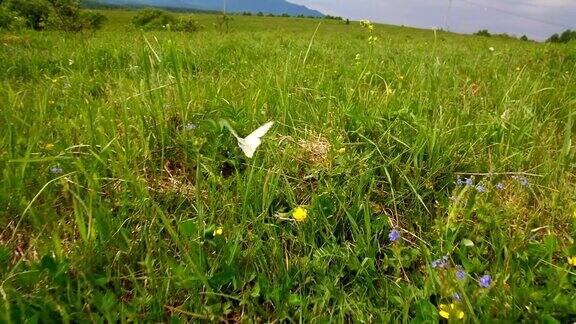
[473,28,576,44]
[80,0,220,14]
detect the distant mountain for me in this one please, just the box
[87,0,324,16]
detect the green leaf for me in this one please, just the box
[178,219,197,238]
[413,299,438,323]
[40,255,57,273]
[461,238,475,247]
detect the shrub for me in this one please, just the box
[256,12,263,16]
[132,8,176,29]
[175,17,200,32]
[132,9,200,32]
[6,0,49,29]
[215,14,231,33]
[474,29,491,37]
[0,5,13,29]
[2,0,106,32]
[520,35,529,41]
[46,0,106,32]
[82,11,106,30]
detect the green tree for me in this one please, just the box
[559,29,576,43]
[546,30,576,43]
[547,33,560,43]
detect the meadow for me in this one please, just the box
[0,9,575,322]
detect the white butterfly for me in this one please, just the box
[219,120,274,158]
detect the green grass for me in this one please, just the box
[1,9,575,322]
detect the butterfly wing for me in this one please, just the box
[244,121,274,141]
[238,138,259,158]
[239,121,274,158]
[219,119,240,140]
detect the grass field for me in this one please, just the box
[1,9,575,322]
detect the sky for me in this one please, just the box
[288,0,576,41]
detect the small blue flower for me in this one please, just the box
[50,166,63,174]
[185,122,197,130]
[495,182,504,190]
[388,229,400,242]
[519,177,529,187]
[456,268,466,280]
[465,178,473,186]
[456,178,465,185]
[475,184,486,192]
[479,274,491,288]
[453,292,462,302]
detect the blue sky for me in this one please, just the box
[289,0,576,40]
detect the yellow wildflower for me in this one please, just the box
[292,207,307,222]
[360,20,374,31]
[44,143,54,150]
[337,147,346,154]
[213,227,223,236]
[568,256,576,267]
[439,303,464,320]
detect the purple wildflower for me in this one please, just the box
[456,177,473,186]
[388,229,400,242]
[453,292,462,302]
[475,185,486,193]
[185,122,197,130]
[479,274,492,288]
[456,268,466,280]
[50,166,63,174]
[495,182,504,190]
[519,177,529,187]
[432,255,449,269]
